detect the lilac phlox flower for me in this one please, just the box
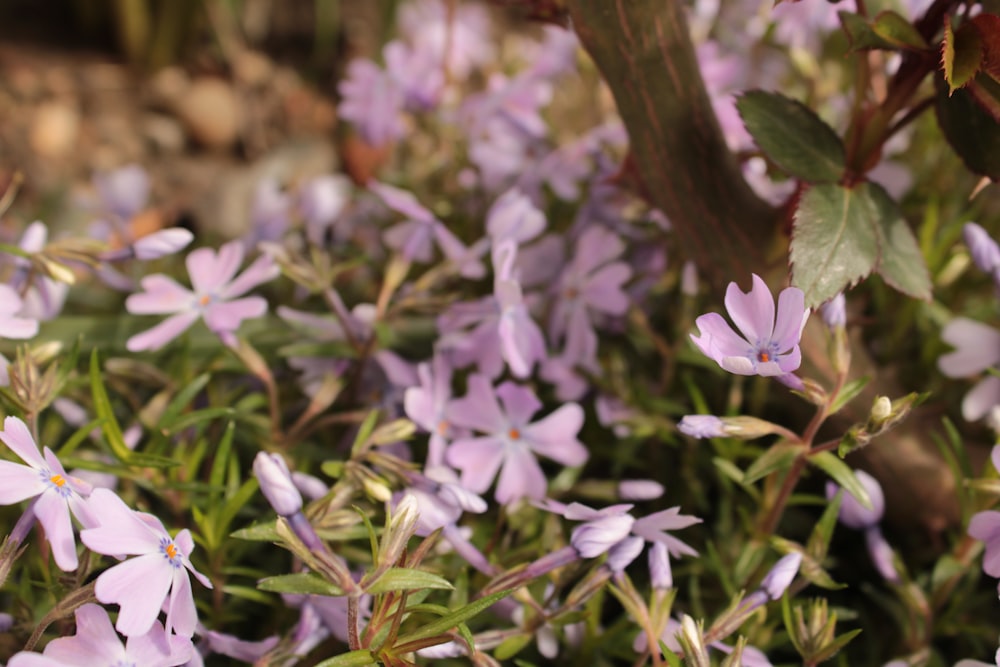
[337,58,405,146]
[486,189,546,246]
[397,0,494,80]
[691,273,809,377]
[299,175,351,245]
[404,353,455,466]
[9,221,69,322]
[562,501,636,559]
[969,448,1000,596]
[80,488,212,637]
[540,307,599,401]
[820,293,846,330]
[954,648,1000,667]
[494,240,547,378]
[249,177,292,244]
[826,471,898,582]
[371,180,485,279]
[384,40,445,111]
[631,507,702,561]
[0,416,92,571]
[678,415,726,439]
[596,394,636,439]
[284,589,371,645]
[396,466,487,536]
[184,626,280,666]
[526,25,579,79]
[253,452,303,517]
[964,222,1000,276]
[445,375,587,503]
[549,225,632,345]
[7,603,193,667]
[125,240,279,351]
[0,284,41,385]
[93,163,150,223]
[760,552,802,600]
[618,479,665,501]
[437,296,506,379]
[938,318,1000,421]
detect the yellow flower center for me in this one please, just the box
[508,428,521,440]
[199,294,211,306]
[758,351,770,363]
[165,542,178,560]
[49,474,65,487]
[437,420,449,436]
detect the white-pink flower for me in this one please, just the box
[125,240,279,351]
[80,489,212,637]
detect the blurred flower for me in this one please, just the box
[395,466,487,536]
[337,58,405,146]
[691,273,808,378]
[0,416,92,571]
[445,375,587,503]
[384,40,445,111]
[678,415,726,439]
[9,221,69,322]
[938,318,1000,422]
[827,471,898,583]
[0,284,40,385]
[125,241,278,351]
[92,163,150,223]
[964,222,1000,276]
[404,353,456,466]
[253,453,302,517]
[299,175,351,245]
[618,479,664,501]
[486,189,546,246]
[7,603,193,667]
[81,488,212,637]
[397,0,494,80]
[494,240,547,378]
[819,293,846,330]
[249,177,292,245]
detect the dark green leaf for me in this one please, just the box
[395,588,515,648]
[365,568,455,595]
[494,633,533,660]
[736,91,845,183]
[157,373,211,429]
[839,11,896,51]
[867,182,932,300]
[258,573,344,596]
[808,451,872,510]
[791,183,879,307]
[89,350,133,464]
[829,376,871,415]
[231,521,280,541]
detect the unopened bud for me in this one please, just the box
[618,479,664,501]
[871,396,891,424]
[819,294,846,330]
[253,452,302,516]
[678,415,789,440]
[678,615,710,667]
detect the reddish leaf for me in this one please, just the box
[942,18,984,94]
[971,13,1000,81]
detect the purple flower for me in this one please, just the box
[964,222,1000,275]
[404,354,455,467]
[337,58,405,146]
[819,293,846,330]
[631,507,702,560]
[486,189,546,245]
[253,453,303,517]
[678,415,726,439]
[384,40,445,111]
[7,603,193,667]
[691,273,809,377]
[827,471,898,582]
[249,177,292,244]
[939,317,1000,422]
[970,507,1000,593]
[760,552,802,600]
[494,241,547,378]
[0,416,92,571]
[125,240,279,351]
[9,221,69,322]
[80,488,212,637]
[396,466,487,536]
[93,163,150,222]
[371,181,485,279]
[397,0,494,80]
[299,175,351,245]
[445,375,587,503]
[618,479,664,501]
[0,284,40,384]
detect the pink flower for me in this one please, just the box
[445,375,587,503]
[80,489,212,637]
[0,283,40,384]
[125,240,279,351]
[0,416,92,571]
[7,603,193,667]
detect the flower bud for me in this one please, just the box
[253,452,303,516]
[761,552,802,600]
[570,514,635,559]
[870,396,892,424]
[819,293,846,330]
[678,615,710,667]
[826,469,884,530]
[132,228,194,260]
[648,541,673,590]
[964,222,1000,274]
[618,479,664,501]
[681,261,699,297]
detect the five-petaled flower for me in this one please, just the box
[0,416,93,571]
[80,488,212,638]
[125,240,279,351]
[691,273,808,377]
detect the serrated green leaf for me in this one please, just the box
[808,451,872,510]
[867,182,932,300]
[743,443,805,484]
[871,11,928,50]
[258,573,344,596]
[829,376,871,414]
[935,73,1000,179]
[395,588,515,648]
[313,650,378,667]
[943,20,984,93]
[791,184,879,308]
[736,91,845,183]
[365,568,454,595]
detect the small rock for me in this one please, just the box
[173,77,242,150]
[148,66,189,107]
[233,50,274,88]
[30,102,80,158]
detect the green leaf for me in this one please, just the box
[936,73,1000,179]
[867,182,932,300]
[743,443,805,484]
[157,373,211,430]
[807,492,842,557]
[943,20,983,93]
[791,183,879,308]
[814,628,863,662]
[828,376,870,415]
[736,91,845,183]
[871,11,928,50]
[313,650,378,667]
[808,451,872,510]
[352,410,381,456]
[258,573,344,596]
[231,521,280,541]
[494,633,533,661]
[89,350,133,464]
[395,588,515,649]
[365,568,455,595]
[839,11,896,51]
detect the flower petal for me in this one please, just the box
[446,374,506,434]
[724,274,774,345]
[203,297,267,334]
[963,376,1000,422]
[496,382,542,427]
[126,275,193,315]
[0,416,45,469]
[187,242,244,295]
[166,565,197,637]
[939,318,1000,376]
[446,436,505,494]
[691,313,751,361]
[43,604,125,665]
[126,311,201,352]
[34,490,77,571]
[771,286,807,351]
[96,553,173,636]
[218,254,279,300]
[522,404,588,467]
[80,489,163,555]
[0,461,46,503]
[494,445,547,503]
